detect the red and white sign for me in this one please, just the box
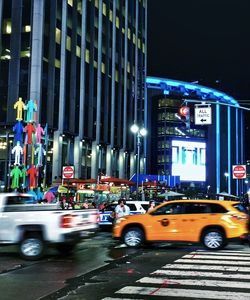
[232,165,246,179]
[179,106,190,117]
[62,166,75,179]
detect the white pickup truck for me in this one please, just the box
[0,193,99,260]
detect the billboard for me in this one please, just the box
[171,140,206,181]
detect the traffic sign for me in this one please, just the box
[232,165,246,179]
[195,105,212,125]
[62,166,75,179]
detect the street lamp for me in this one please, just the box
[130,124,147,201]
[224,172,229,192]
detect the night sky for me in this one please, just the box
[147,0,250,102]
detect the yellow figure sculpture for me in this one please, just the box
[14,97,25,121]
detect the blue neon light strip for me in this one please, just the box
[236,108,239,195]
[146,76,239,107]
[227,107,231,194]
[216,102,220,194]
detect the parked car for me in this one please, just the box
[99,200,151,226]
[0,193,99,260]
[113,199,249,250]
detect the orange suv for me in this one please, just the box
[113,200,249,250]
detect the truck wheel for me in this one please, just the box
[123,227,144,247]
[19,233,45,260]
[56,244,76,256]
[202,228,225,250]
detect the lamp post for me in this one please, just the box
[130,124,147,201]
[224,172,229,192]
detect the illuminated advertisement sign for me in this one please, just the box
[172,140,206,181]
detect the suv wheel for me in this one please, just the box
[123,227,144,247]
[19,233,45,260]
[202,229,225,250]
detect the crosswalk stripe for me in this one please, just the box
[183,254,250,260]
[152,269,250,279]
[103,298,143,300]
[163,263,250,272]
[196,249,250,253]
[137,277,250,289]
[176,258,250,265]
[190,251,250,256]
[116,286,250,299]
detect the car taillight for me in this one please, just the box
[230,214,248,221]
[61,214,73,228]
[95,212,100,223]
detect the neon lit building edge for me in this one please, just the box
[146,76,239,107]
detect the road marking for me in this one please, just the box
[116,286,250,299]
[176,258,250,265]
[190,251,250,256]
[163,263,250,272]
[137,277,250,289]
[103,298,144,300]
[183,254,250,260]
[152,269,250,279]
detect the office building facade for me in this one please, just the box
[0,0,147,186]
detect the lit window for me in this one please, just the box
[116,16,119,28]
[66,36,71,51]
[138,38,141,49]
[24,25,31,32]
[85,49,89,63]
[21,51,30,58]
[122,27,125,34]
[95,0,99,8]
[102,62,105,73]
[133,33,136,44]
[94,60,97,68]
[76,45,81,57]
[109,10,113,22]
[55,59,60,68]
[115,70,119,82]
[128,28,131,39]
[127,62,130,73]
[142,43,145,53]
[67,0,73,7]
[103,2,106,16]
[3,19,11,34]
[56,28,61,44]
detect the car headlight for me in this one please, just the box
[115,217,127,224]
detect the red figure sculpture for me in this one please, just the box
[24,122,36,144]
[26,165,38,189]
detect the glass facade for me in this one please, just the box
[0,0,147,185]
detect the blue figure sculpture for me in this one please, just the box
[13,121,24,144]
[25,99,37,123]
[44,123,49,145]
[35,144,46,167]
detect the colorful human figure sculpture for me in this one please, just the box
[11,141,23,165]
[36,124,44,144]
[14,97,25,121]
[22,166,27,189]
[26,165,38,189]
[25,99,37,123]
[24,122,36,144]
[13,121,24,144]
[44,123,49,145]
[10,166,22,189]
[35,144,46,166]
[36,187,44,202]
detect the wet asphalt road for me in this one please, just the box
[1,231,249,300]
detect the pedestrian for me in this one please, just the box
[147,200,156,212]
[114,199,130,219]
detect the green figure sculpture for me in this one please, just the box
[10,166,22,189]
[22,166,27,189]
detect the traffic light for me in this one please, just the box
[178,106,190,129]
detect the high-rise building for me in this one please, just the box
[0,0,147,186]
